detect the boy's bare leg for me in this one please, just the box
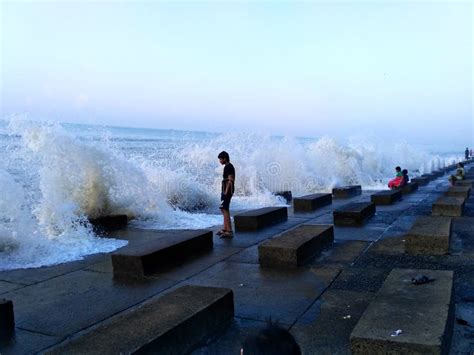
[220,208,226,230]
[223,209,232,232]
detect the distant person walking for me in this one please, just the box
[217,151,235,238]
[465,147,469,160]
[388,166,404,189]
[448,162,465,186]
[470,149,473,158]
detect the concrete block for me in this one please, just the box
[274,191,292,203]
[45,285,234,355]
[0,299,14,341]
[411,177,429,186]
[258,225,334,268]
[432,196,465,217]
[370,190,402,205]
[422,173,436,180]
[293,193,332,213]
[234,207,288,231]
[112,230,213,280]
[89,215,128,232]
[332,185,362,199]
[444,186,470,199]
[405,216,452,255]
[333,202,376,226]
[400,182,418,195]
[455,179,474,188]
[351,268,454,355]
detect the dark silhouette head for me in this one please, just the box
[218,151,230,163]
[395,166,401,172]
[402,169,408,175]
[241,322,301,355]
[459,162,464,168]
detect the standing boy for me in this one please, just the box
[217,151,235,238]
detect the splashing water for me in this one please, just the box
[0,118,462,270]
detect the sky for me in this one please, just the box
[0,1,472,145]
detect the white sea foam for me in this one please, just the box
[0,168,128,271]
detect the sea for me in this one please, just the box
[0,118,463,270]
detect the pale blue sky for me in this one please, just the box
[1,1,472,144]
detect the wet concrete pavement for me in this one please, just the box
[1,166,474,354]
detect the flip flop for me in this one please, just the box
[216,229,227,236]
[220,231,234,239]
[412,274,435,285]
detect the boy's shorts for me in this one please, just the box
[220,193,232,211]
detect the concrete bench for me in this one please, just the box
[234,207,288,231]
[370,190,402,205]
[293,193,332,213]
[400,182,418,194]
[45,285,234,355]
[432,196,465,217]
[89,215,128,232]
[405,216,452,255]
[444,186,471,199]
[258,225,334,268]
[112,230,213,279]
[274,191,292,203]
[411,177,429,186]
[333,202,376,226]
[332,185,362,199]
[351,268,454,355]
[421,173,437,180]
[0,299,14,341]
[455,179,474,188]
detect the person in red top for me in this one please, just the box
[388,166,404,189]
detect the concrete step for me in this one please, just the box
[333,202,376,226]
[444,186,471,199]
[0,299,14,342]
[44,285,234,355]
[370,190,402,205]
[234,207,288,231]
[400,182,418,195]
[112,230,213,280]
[332,185,362,199]
[432,196,466,217]
[422,173,437,180]
[274,191,292,203]
[89,215,128,232]
[351,268,454,355]
[405,216,452,255]
[411,177,429,186]
[258,225,334,268]
[455,179,474,188]
[293,193,332,213]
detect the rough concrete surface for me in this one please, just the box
[1,165,474,354]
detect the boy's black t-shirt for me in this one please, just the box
[222,163,235,195]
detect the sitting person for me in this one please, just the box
[388,166,404,189]
[241,321,301,355]
[401,169,409,186]
[448,162,465,186]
